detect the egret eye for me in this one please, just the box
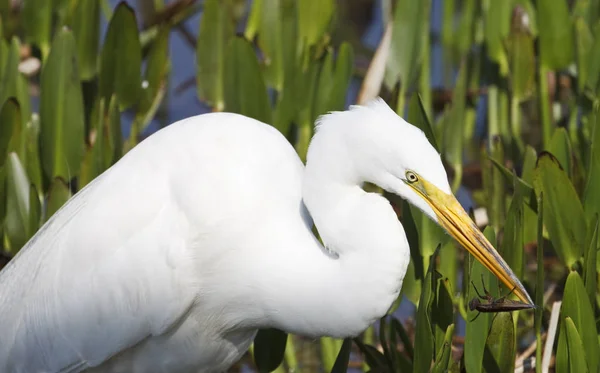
[405,171,418,183]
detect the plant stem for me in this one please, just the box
[539,65,553,149]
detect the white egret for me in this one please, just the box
[0,98,532,373]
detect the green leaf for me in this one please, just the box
[484,0,511,75]
[583,105,600,219]
[45,177,71,221]
[385,0,428,91]
[297,0,334,52]
[40,27,85,181]
[353,338,388,369]
[254,0,284,91]
[313,43,354,118]
[412,247,439,373]
[501,176,525,279]
[70,0,101,80]
[408,93,440,152]
[23,114,42,197]
[223,37,272,124]
[534,193,544,369]
[28,184,40,235]
[22,0,52,57]
[537,0,574,69]
[585,21,600,97]
[443,60,468,192]
[432,277,454,358]
[560,271,600,373]
[584,215,598,311]
[0,37,32,128]
[0,98,20,166]
[483,313,516,373]
[330,338,352,373]
[140,26,169,116]
[575,17,594,94]
[253,328,287,373]
[507,23,535,100]
[488,157,537,213]
[99,2,142,110]
[196,0,234,110]
[464,227,498,373]
[533,153,586,268]
[4,153,32,252]
[432,324,455,373]
[549,127,573,178]
[556,317,590,373]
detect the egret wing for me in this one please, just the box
[0,162,197,372]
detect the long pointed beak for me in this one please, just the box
[409,178,534,305]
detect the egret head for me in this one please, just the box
[311,98,533,305]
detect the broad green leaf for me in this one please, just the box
[534,193,544,369]
[399,199,423,305]
[0,37,32,128]
[196,0,233,110]
[45,177,71,221]
[533,153,586,268]
[584,215,598,311]
[254,0,284,91]
[413,247,439,373]
[549,127,573,178]
[385,0,428,92]
[488,157,537,213]
[4,153,31,253]
[432,324,455,373]
[408,93,439,152]
[507,22,535,100]
[464,227,498,373]
[575,17,594,94]
[501,176,525,280]
[313,43,354,118]
[0,98,20,166]
[23,114,42,196]
[484,0,511,75]
[297,0,334,53]
[583,105,600,219]
[483,313,516,373]
[330,338,352,373]
[99,2,142,110]
[444,60,468,192]
[22,0,52,57]
[140,26,169,116]
[253,328,287,373]
[70,0,100,80]
[585,22,600,97]
[223,37,271,124]
[560,271,600,373]
[537,0,574,69]
[40,28,85,181]
[28,184,40,235]
[556,317,590,373]
[244,0,262,40]
[438,240,457,291]
[432,277,453,357]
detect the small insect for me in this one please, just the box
[468,276,535,321]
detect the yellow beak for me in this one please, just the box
[407,177,533,305]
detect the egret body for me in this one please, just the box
[0,99,531,372]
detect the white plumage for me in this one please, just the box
[0,99,531,372]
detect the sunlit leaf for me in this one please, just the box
[584,215,598,311]
[45,177,71,221]
[583,105,600,219]
[0,98,20,166]
[549,127,573,178]
[533,153,586,268]
[0,37,32,128]
[501,175,524,280]
[483,313,515,373]
[297,0,334,54]
[223,37,271,124]
[69,0,100,80]
[464,227,498,373]
[330,338,352,373]
[140,26,169,118]
[313,43,353,118]
[537,0,574,69]
[413,247,439,373]
[484,0,511,75]
[556,317,590,373]
[4,153,31,252]
[196,0,233,110]
[560,271,600,373]
[40,28,85,181]
[99,2,142,110]
[432,323,454,373]
[22,0,52,57]
[385,0,428,92]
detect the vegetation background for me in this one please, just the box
[0,0,598,372]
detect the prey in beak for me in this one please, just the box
[403,170,534,306]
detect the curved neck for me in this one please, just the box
[253,134,410,338]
